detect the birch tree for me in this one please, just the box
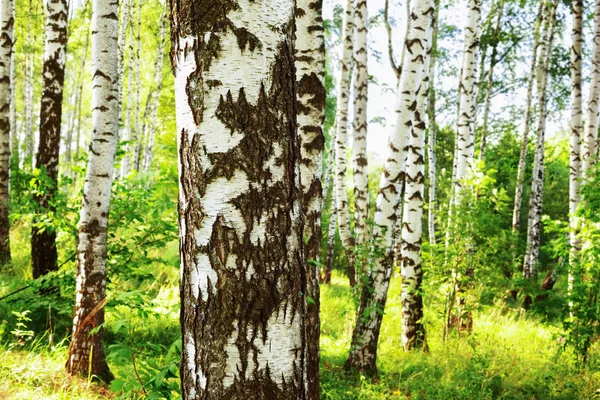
[569,0,583,304]
[451,0,481,207]
[296,0,325,394]
[522,0,557,279]
[22,0,36,169]
[582,0,600,176]
[31,0,68,278]
[345,0,432,371]
[335,0,356,286]
[0,0,13,265]
[170,0,313,396]
[512,1,543,233]
[66,0,120,381]
[427,0,439,245]
[132,0,142,171]
[352,0,369,248]
[8,0,15,169]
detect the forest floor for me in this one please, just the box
[1,270,600,399]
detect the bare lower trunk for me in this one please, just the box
[345,0,432,371]
[66,0,120,382]
[523,0,557,280]
[32,0,68,278]
[171,0,311,397]
[0,0,13,266]
[512,2,544,233]
[335,0,356,286]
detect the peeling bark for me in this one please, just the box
[32,0,68,278]
[66,0,120,382]
[170,0,310,396]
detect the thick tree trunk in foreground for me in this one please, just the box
[32,0,68,278]
[296,0,325,394]
[142,6,166,172]
[335,0,356,286]
[66,0,119,382]
[522,0,557,280]
[171,0,312,397]
[569,0,583,305]
[345,0,432,371]
[512,1,543,233]
[352,0,369,249]
[582,0,600,176]
[0,0,14,266]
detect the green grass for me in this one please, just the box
[2,268,600,399]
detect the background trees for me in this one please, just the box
[2,0,600,398]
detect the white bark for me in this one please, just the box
[345,0,432,370]
[132,0,142,171]
[582,0,600,176]
[569,0,583,309]
[335,0,356,285]
[427,0,439,245]
[23,0,35,170]
[8,0,15,167]
[66,0,120,380]
[121,14,135,177]
[523,0,557,279]
[352,0,369,246]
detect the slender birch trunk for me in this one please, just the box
[335,0,356,286]
[142,6,166,172]
[121,16,134,177]
[345,0,433,371]
[296,0,325,394]
[0,0,13,265]
[582,0,600,176]
[522,0,557,280]
[452,0,481,207]
[116,0,130,131]
[8,0,16,170]
[401,28,432,351]
[427,0,439,245]
[321,128,337,284]
[479,0,504,161]
[171,0,311,397]
[23,0,35,169]
[512,1,544,233]
[352,0,369,248]
[31,0,68,278]
[66,0,120,381]
[568,0,583,307]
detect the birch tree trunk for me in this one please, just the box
[427,0,439,245]
[522,0,557,280]
[512,1,543,233]
[401,28,432,351]
[582,0,600,176]
[66,0,120,381]
[296,0,325,394]
[8,0,16,170]
[31,0,68,278]
[451,0,481,207]
[121,16,134,177]
[322,129,337,284]
[335,0,356,286]
[116,0,130,136]
[479,0,504,161]
[345,0,432,371]
[352,0,369,248]
[142,6,166,172]
[23,0,36,169]
[569,0,583,307]
[0,0,13,266]
[171,0,312,397]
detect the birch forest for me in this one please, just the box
[2,0,600,398]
